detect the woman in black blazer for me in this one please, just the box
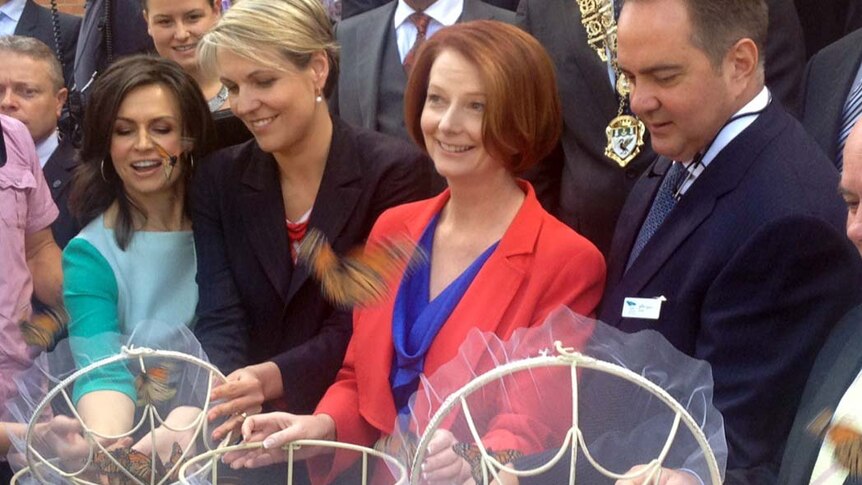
[192,0,436,441]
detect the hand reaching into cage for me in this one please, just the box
[221,412,336,469]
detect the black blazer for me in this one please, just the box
[517,0,806,256]
[14,0,81,88]
[192,118,436,414]
[777,304,862,484]
[599,101,862,483]
[42,137,79,248]
[800,28,862,167]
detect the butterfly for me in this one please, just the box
[19,306,69,351]
[297,228,425,308]
[134,363,177,406]
[452,442,524,484]
[94,442,184,485]
[807,408,862,477]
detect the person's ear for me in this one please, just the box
[309,51,330,96]
[55,88,68,119]
[723,38,759,94]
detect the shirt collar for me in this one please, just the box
[394,0,463,30]
[35,130,59,168]
[0,0,26,23]
[674,87,770,194]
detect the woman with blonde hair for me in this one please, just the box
[191,0,436,467]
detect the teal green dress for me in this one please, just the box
[62,214,197,403]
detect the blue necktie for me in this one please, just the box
[837,79,862,170]
[626,163,686,271]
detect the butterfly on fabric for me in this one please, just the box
[297,228,425,308]
[134,363,177,406]
[808,408,862,477]
[19,305,69,351]
[93,442,183,485]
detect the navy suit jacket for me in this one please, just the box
[14,0,81,87]
[517,0,805,257]
[777,304,862,484]
[192,118,436,414]
[800,28,862,167]
[599,101,862,483]
[42,137,79,248]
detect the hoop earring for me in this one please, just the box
[100,160,108,182]
[188,154,195,170]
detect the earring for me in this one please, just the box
[100,160,108,182]
[188,153,195,170]
[315,87,323,103]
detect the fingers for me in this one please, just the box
[422,451,469,483]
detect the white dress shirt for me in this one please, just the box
[35,130,59,169]
[393,0,463,62]
[0,0,26,36]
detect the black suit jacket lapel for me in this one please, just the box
[284,120,363,304]
[239,147,292,302]
[356,2,395,130]
[42,138,77,200]
[13,0,37,36]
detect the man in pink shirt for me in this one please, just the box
[0,112,62,409]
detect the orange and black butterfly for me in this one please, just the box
[134,363,177,406]
[94,442,183,484]
[808,408,862,477]
[19,306,69,351]
[297,229,425,308]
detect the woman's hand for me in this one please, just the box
[131,406,202,462]
[615,465,702,485]
[420,430,473,485]
[208,363,281,441]
[222,412,336,469]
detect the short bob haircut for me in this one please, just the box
[69,55,216,250]
[198,0,339,99]
[404,20,562,174]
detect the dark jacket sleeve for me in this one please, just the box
[191,154,250,374]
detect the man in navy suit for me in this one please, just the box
[776,118,862,485]
[598,0,862,482]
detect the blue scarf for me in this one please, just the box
[390,214,499,415]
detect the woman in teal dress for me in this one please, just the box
[63,55,215,436]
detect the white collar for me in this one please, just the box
[394,0,463,30]
[0,0,26,22]
[35,130,59,168]
[675,87,770,195]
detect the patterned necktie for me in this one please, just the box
[837,79,862,170]
[626,163,687,271]
[403,12,431,74]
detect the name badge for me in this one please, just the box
[622,296,666,320]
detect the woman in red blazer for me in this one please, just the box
[224,21,606,483]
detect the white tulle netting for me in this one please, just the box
[3,321,231,485]
[392,307,728,484]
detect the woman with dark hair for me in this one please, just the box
[64,54,215,436]
[223,20,606,483]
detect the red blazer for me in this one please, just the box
[315,181,605,474]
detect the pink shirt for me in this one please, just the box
[0,114,58,406]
